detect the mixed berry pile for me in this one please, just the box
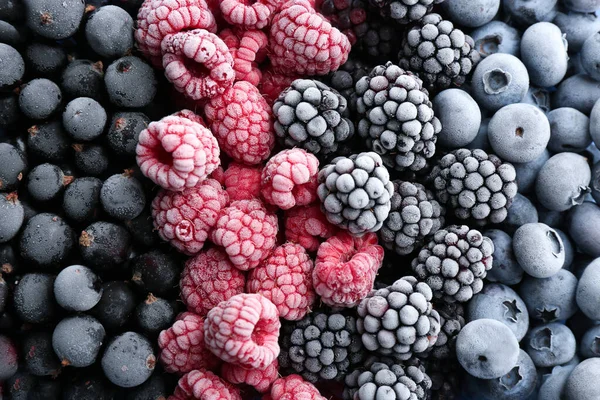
[2,0,600,399]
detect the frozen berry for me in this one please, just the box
[85,5,134,58]
[125,209,160,248]
[222,162,262,201]
[131,250,180,296]
[62,177,103,223]
[220,0,278,29]
[24,42,67,78]
[219,28,268,85]
[101,331,156,388]
[79,221,131,269]
[27,120,71,163]
[105,56,157,108]
[284,204,337,252]
[127,374,168,400]
[171,369,242,400]
[91,281,136,330]
[135,294,175,335]
[53,315,106,367]
[63,97,107,141]
[0,143,26,191]
[24,0,85,39]
[0,335,18,381]
[61,60,104,101]
[221,360,279,393]
[269,374,326,400]
[22,332,61,377]
[0,192,23,243]
[13,273,57,324]
[0,43,24,91]
[26,163,72,203]
[19,78,62,120]
[73,144,110,177]
[107,112,149,157]
[20,213,75,267]
[54,265,103,312]
[100,171,146,221]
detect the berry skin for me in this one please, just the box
[85,5,134,59]
[523,322,576,368]
[79,221,131,270]
[100,172,146,221]
[0,335,18,381]
[102,332,156,388]
[0,143,26,191]
[137,113,221,191]
[170,369,242,400]
[24,0,85,39]
[0,44,24,91]
[107,112,150,157]
[135,294,175,335]
[20,213,75,267]
[204,293,281,369]
[22,331,61,377]
[105,56,157,108]
[13,273,58,324]
[54,265,103,312]
[162,29,235,101]
[62,177,102,223]
[219,28,268,85]
[268,374,327,400]
[284,204,337,252]
[564,358,600,400]
[27,121,70,164]
[180,247,246,316]
[158,313,220,374]
[247,243,316,320]
[131,250,180,296]
[222,162,262,201]
[269,0,351,76]
[19,78,63,120]
[221,360,279,393]
[62,97,107,141]
[220,0,279,29]
[60,60,105,101]
[434,89,482,149]
[210,199,278,271]
[52,315,106,368]
[513,223,565,278]
[204,80,275,166]
[313,231,383,308]
[73,144,110,177]
[26,164,70,204]
[152,179,228,255]
[91,281,137,330]
[0,192,23,243]
[536,153,591,212]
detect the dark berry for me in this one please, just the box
[135,294,175,335]
[20,213,75,267]
[0,192,24,243]
[124,208,159,247]
[0,0,24,22]
[13,273,57,324]
[101,331,156,388]
[85,5,134,58]
[0,94,20,126]
[26,163,72,202]
[52,314,106,367]
[62,375,112,400]
[131,250,179,296]
[27,120,71,163]
[22,331,61,377]
[0,243,20,276]
[63,97,107,141]
[28,377,62,400]
[18,78,63,120]
[91,281,136,330]
[25,42,67,78]
[107,111,149,156]
[100,171,146,220]
[126,374,169,400]
[0,335,18,380]
[6,371,36,400]
[0,20,27,48]
[0,43,24,91]
[63,177,103,223]
[73,143,109,176]
[61,60,105,101]
[104,56,157,108]
[0,142,27,191]
[24,0,85,40]
[79,221,131,269]
[0,275,7,314]
[54,264,103,311]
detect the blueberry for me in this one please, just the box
[522,86,552,112]
[538,364,576,400]
[29,378,62,400]
[592,161,600,204]
[456,318,520,379]
[501,193,538,235]
[580,325,600,359]
[107,111,149,156]
[547,108,591,153]
[85,5,133,58]
[52,314,105,367]
[576,258,600,320]
[20,213,75,267]
[442,0,500,27]
[554,12,600,53]
[105,56,156,108]
[553,74,600,114]
[22,331,61,377]
[100,172,146,220]
[131,250,179,296]
[563,0,600,12]
[101,331,155,387]
[91,281,136,330]
[63,177,103,223]
[0,335,18,380]
[536,153,591,212]
[61,60,105,101]
[25,42,67,78]
[135,294,175,335]
[27,120,71,163]
[590,98,600,147]
[567,202,600,257]
[19,78,63,120]
[466,117,492,152]
[0,192,24,243]
[483,229,524,285]
[520,269,578,324]
[26,163,71,203]
[520,22,568,88]
[54,265,103,312]
[524,323,576,368]
[556,228,575,269]
[503,0,558,27]
[0,43,24,91]
[513,223,564,278]
[24,0,85,39]
[0,142,26,191]
[73,144,110,177]
[433,88,481,148]
[63,97,107,141]
[13,273,57,324]
[470,21,521,59]
[79,221,131,269]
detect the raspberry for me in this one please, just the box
[135,0,217,68]
[151,179,228,255]
[211,199,278,270]
[180,248,246,316]
[170,369,242,400]
[261,149,320,210]
[220,0,281,30]
[219,28,269,86]
[223,162,262,201]
[136,114,220,191]
[268,375,327,400]
[204,293,281,369]
[221,360,279,393]
[247,243,316,320]
[158,313,221,374]
[259,66,301,105]
[284,204,337,252]
[313,231,384,308]
[204,80,275,165]
[269,0,351,76]
[172,109,207,126]
[162,29,235,101]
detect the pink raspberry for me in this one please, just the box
[203,293,281,369]
[223,162,262,201]
[204,80,275,166]
[221,360,279,393]
[219,28,268,86]
[267,375,327,400]
[313,231,384,308]
[169,369,242,400]
[247,243,315,320]
[259,66,301,105]
[162,29,235,101]
[180,248,246,316]
[210,199,278,270]
[135,0,217,68]
[261,149,319,210]
[220,0,282,30]
[136,114,220,191]
[172,109,207,126]
[269,0,351,76]
[158,313,221,374]
[284,204,336,252]
[151,179,228,255]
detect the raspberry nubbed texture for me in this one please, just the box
[219,28,269,85]
[136,113,220,191]
[170,369,242,400]
[268,374,327,400]
[221,360,279,393]
[284,204,337,252]
[259,66,301,105]
[220,0,281,30]
[203,293,281,369]
[151,179,228,255]
[180,248,246,316]
[222,162,262,201]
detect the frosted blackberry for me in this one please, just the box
[411,225,494,303]
[317,152,394,235]
[379,180,445,256]
[278,311,365,383]
[430,149,518,224]
[355,18,402,64]
[319,0,369,45]
[398,14,480,92]
[370,0,445,24]
[425,302,465,360]
[273,79,354,158]
[355,62,441,173]
[321,55,370,117]
[426,359,462,400]
[356,276,441,360]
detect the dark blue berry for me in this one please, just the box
[52,314,106,367]
[25,42,67,78]
[13,273,57,324]
[20,213,75,267]
[104,56,156,108]
[24,0,85,39]
[0,94,20,127]
[0,192,24,243]
[0,43,24,91]
[0,275,7,314]
[124,209,159,248]
[107,111,149,156]
[0,142,27,191]
[0,0,24,21]
[73,143,109,176]
[91,281,136,330]
[62,177,103,223]
[126,374,169,400]
[0,335,18,380]
[0,243,20,277]
[79,221,131,269]
[85,5,134,58]
[100,171,146,220]
[135,294,175,335]
[18,78,63,120]
[131,250,179,295]
[62,375,113,400]
[26,163,71,203]
[22,331,61,377]
[101,331,156,387]
[6,371,36,399]
[54,264,103,311]
[63,97,107,141]
[27,120,71,163]
[61,60,105,101]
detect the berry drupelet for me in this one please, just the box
[370,0,445,25]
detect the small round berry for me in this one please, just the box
[100,172,146,221]
[101,332,155,388]
[52,315,105,368]
[62,97,107,141]
[54,265,102,312]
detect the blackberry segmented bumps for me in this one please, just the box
[370,0,445,25]
[355,62,441,173]
[273,79,354,158]
[411,225,494,303]
[398,14,481,91]
[317,152,394,235]
[356,276,441,360]
[430,149,518,224]
[426,302,465,360]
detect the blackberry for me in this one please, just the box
[62,177,103,223]
[24,0,85,40]
[355,62,441,173]
[61,60,105,101]
[0,192,24,243]
[0,335,18,381]
[0,142,27,191]
[79,221,131,269]
[430,149,518,224]
[63,97,107,141]
[273,79,354,158]
[317,151,394,235]
[411,225,494,303]
[279,311,365,383]
[134,294,176,335]
[22,331,61,377]
[425,302,464,360]
[91,281,137,330]
[107,111,149,157]
[73,144,110,177]
[27,120,71,164]
[101,331,156,388]
[54,265,103,312]
[52,314,106,367]
[398,14,480,92]
[379,180,445,256]
[100,171,146,221]
[24,42,67,78]
[26,163,72,203]
[321,55,371,117]
[354,17,402,64]
[426,359,462,400]
[370,0,445,25]
[131,250,180,296]
[19,213,76,267]
[18,78,63,120]
[104,56,157,108]
[318,0,369,45]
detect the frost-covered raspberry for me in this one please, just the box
[162,29,235,101]
[268,375,327,400]
[219,28,269,86]
[204,80,275,165]
[261,149,320,210]
[269,0,351,75]
[221,360,279,393]
[172,109,207,126]
[220,0,281,30]
[313,231,384,308]
[137,114,220,191]
[204,293,281,369]
[180,248,246,316]
[222,162,262,201]
[284,204,337,252]
[247,243,316,320]
[170,369,242,400]
[158,313,221,374]
[151,179,228,255]
[259,66,301,105]
[135,0,217,68]
[210,199,279,270]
